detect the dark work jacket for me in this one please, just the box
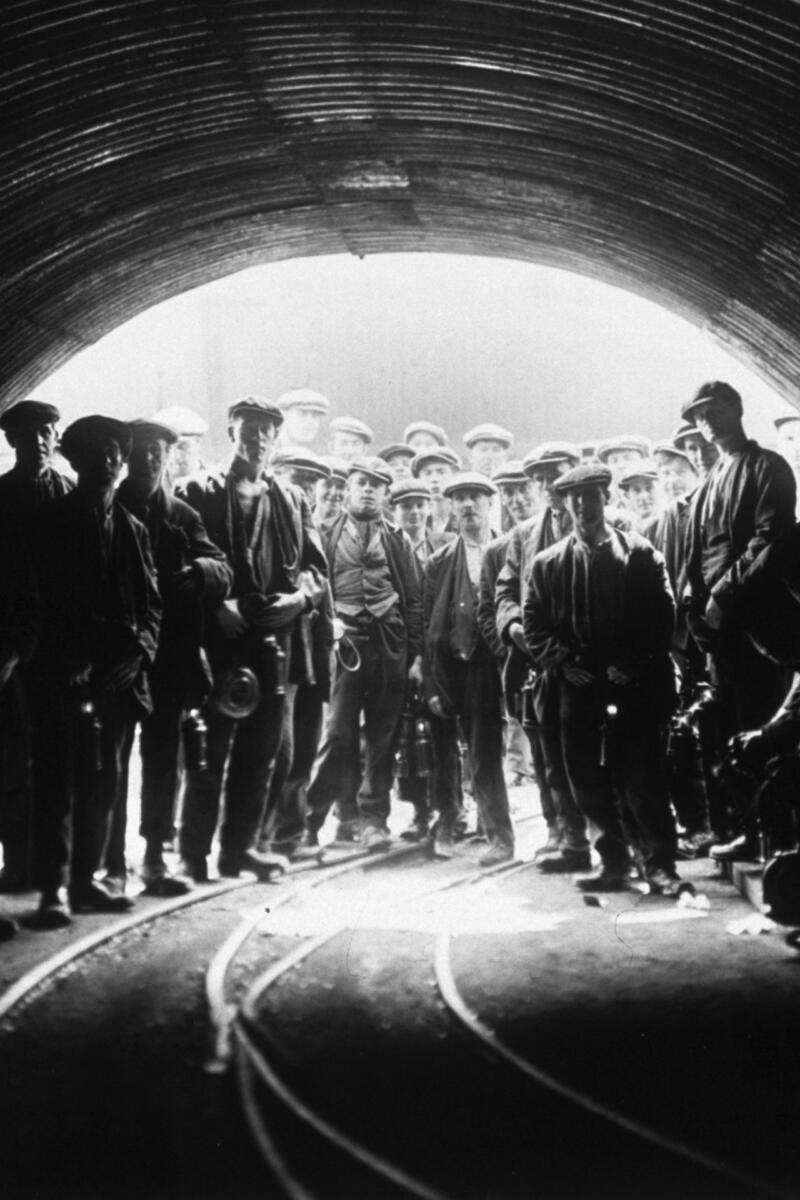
[524,528,676,722]
[116,480,232,704]
[179,465,328,683]
[646,494,693,654]
[729,523,800,667]
[425,537,494,715]
[0,464,73,533]
[684,441,796,613]
[477,533,511,660]
[0,519,40,668]
[35,490,162,715]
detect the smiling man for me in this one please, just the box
[683,380,796,854]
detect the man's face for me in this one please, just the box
[315,475,345,517]
[499,481,534,525]
[469,439,508,477]
[6,421,57,476]
[128,436,169,495]
[331,431,369,461]
[565,485,607,537]
[655,452,697,500]
[621,478,659,522]
[680,432,719,478]
[231,415,278,470]
[691,398,741,446]
[529,460,574,511]
[172,434,202,479]
[76,436,126,492]
[451,488,491,535]
[777,419,800,473]
[604,447,645,473]
[407,431,440,451]
[393,497,431,536]
[386,453,414,482]
[418,461,454,498]
[284,408,322,446]
[346,471,387,519]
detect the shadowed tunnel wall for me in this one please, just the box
[3,1,800,410]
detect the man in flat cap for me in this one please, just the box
[652,439,698,505]
[313,457,348,533]
[478,462,537,788]
[32,416,162,923]
[683,381,796,857]
[0,397,73,891]
[177,396,327,881]
[403,421,448,451]
[328,416,374,461]
[495,443,589,867]
[412,446,461,537]
[596,434,651,476]
[271,447,331,505]
[378,442,416,484]
[305,457,424,852]
[617,463,663,535]
[102,419,232,896]
[426,473,515,865]
[154,405,209,488]
[524,463,681,893]
[277,388,330,450]
[463,423,514,532]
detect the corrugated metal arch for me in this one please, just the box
[2,1,800,407]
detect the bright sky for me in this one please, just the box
[35,254,796,456]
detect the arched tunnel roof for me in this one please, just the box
[3,1,800,409]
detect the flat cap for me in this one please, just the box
[652,441,694,467]
[403,420,447,446]
[681,380,742,423]
[491,460,529,487]
[330,416,374,443]
[671,421,706,448]
[0,398,61,431]
[523,441,582,474]
[321,455,349,483]
[390,480,433,504]
[60,415,132,466]
[271,447,330,480]
[347,455,393,487]
[277,388,330,416]
[553,463,613,495]
[227,395,284,427]
[443,471,498,499]
[775,413,800,430]
[128,418,178,445]
[153,405,209,436]
[463,423,514,449]
[618,462,660,488]
[411,446,462,475]
[596,435,651,462]
[378,442,416,463]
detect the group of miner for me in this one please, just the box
[1,378,799,937]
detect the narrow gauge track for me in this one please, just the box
[228,850,794,1200]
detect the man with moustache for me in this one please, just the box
[683,381,796,856]
[494,443,590,868]
[104,418,232,895]
[0,398,73,891]
[177,397,327,881]
[524,464,680,894]
[304,457,424,850]
[32,417,162,924]
[426,473,515,865]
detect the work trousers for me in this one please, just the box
[30,677,137,894]
[446,645,514,850]
[306,614,407,832]
[0,674,31,883]
[264,682,325,853]
[559,678,676,874]
[178,680,285,867]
